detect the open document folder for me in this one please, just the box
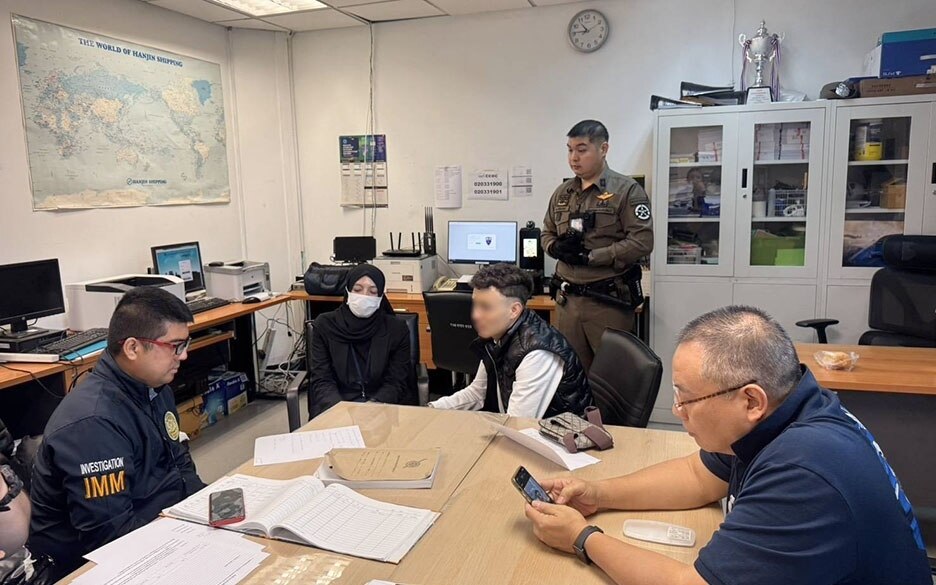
[315,448,440,489]
[163,474,439,564]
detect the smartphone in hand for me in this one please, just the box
[208,487,246,527]
[512,466,554,505]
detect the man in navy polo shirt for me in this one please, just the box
[524,305,930,585]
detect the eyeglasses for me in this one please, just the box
[132,337,191,356]
[673,380,757,412]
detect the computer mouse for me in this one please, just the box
[242,296,261,304]
[207,261,224,267]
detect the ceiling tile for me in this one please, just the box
[344,0,444,21]
[263,8,365,30]
[326,0,396,6]
[149,0,247,21]
[430,0,530,16]
[532,0,588,5]
[214,18,291,31]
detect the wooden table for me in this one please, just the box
[388,416,722,584]
[796,343,936,396]
[63,403,721,584]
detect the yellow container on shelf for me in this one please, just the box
[853,119,883,161]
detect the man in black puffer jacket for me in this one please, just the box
[430,263,592,418]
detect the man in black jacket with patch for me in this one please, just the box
[430,263,592,418]
[29,288,206,579]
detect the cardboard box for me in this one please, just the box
[860,75,936,98]
[879,28,936,78]
[222,371,249,416]
[202,375,227,425]
[177,396,207,440]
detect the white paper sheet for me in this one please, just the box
[490,423,600,470]
[253,426,366,466]
[76,518,268,585]
[434,165,462,209]
[509,165,533,198]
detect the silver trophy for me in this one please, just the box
[739,21,782,103]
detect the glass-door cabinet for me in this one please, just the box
[828,102,932,279]
[735,108,826,278]
[654,114,739,277]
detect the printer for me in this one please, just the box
[204,260,272,301]
[372,255,438,294]
[66,274,185,330]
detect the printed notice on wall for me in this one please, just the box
[340,134,388,207]
[434,165,462,209]
[468,168,508,201]
[510,165,533,198]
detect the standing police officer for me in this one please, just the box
[542,120,653,371]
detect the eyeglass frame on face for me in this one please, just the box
[127,337,191,356]
[673,379,758,412]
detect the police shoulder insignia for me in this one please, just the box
[164,411,180,441]
[634,204,651,221]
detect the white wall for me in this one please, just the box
[0,0,296,329]
[291,0,936,275]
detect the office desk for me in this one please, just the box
[796,343,936,396]
[0,294,292,438]
[63,403,720,585]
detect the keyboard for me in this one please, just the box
[35,328,109,355]
[186,297,231,314]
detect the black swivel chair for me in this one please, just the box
[422,292,481,389]
[588,328,663,428]
[286,314,423,432]
[797,236,936,347]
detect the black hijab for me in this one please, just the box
[315,264,395,344]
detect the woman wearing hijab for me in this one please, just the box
[307,264,412,419]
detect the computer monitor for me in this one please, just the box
[447,221,518,265]
[151,242,205,295]
[0,259,66,334]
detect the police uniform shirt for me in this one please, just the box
[696,367,930,584]
[541,164,653,284]
[28,350,206,570]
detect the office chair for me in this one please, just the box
[588,328,663,428]
[286,314,424,432]
[422,292,481,389]
[797,236,936,347]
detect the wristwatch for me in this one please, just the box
[573,525,604,564]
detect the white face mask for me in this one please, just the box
[347,292,382,318]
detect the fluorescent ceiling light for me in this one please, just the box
[210,0,327,16]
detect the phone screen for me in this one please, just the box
[513,466,553,504]
[208,487,245,526]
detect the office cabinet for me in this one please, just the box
[649,96,936,424]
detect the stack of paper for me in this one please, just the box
[253,426,365,466]
[315,448,440,489]
[74,518,268,585]
[754,125,780,161]
[780,123,810,161]
[697,128,723,163]
[489,423,600,471]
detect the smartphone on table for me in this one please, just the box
[208,487,246,527]
[512,466,554,505]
